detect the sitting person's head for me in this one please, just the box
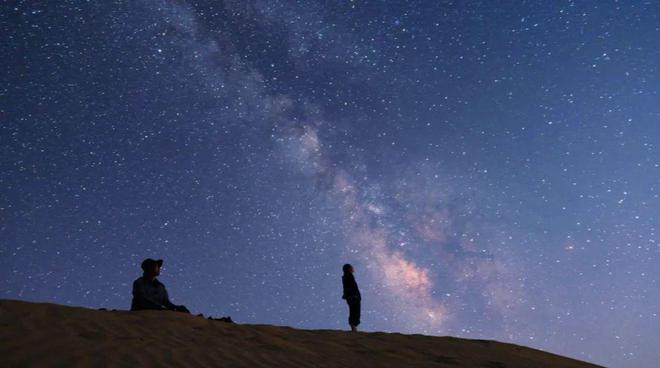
[141,258,163,279]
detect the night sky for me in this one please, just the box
[1,1,659,367]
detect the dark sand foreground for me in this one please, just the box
[0,299,603,367]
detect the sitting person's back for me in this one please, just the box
[131,258,189,313]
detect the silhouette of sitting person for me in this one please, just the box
[342,263,361,332]
[131,258,190,313]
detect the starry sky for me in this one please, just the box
[1,1,659,367]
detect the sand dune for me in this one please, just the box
[0,299,602,367]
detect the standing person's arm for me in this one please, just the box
[343,275,359,300]
[342,276,348,299]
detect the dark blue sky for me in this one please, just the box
[1,1,658,367]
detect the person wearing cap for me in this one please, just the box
[130,258,190,313]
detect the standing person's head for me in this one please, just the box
[141,258,163,279]
[342,263,354,274]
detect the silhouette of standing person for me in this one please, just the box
[342,263,361,332]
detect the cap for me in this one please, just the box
[141,258,163,271]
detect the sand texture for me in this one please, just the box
[0,299,603,368]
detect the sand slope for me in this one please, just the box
[0,299,602,368]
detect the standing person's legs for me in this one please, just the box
[348,299,361,331]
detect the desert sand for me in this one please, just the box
[0,299,603,367]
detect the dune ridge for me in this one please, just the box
[0,299,603,367]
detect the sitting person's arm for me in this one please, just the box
[161,287,190,313]
[132,279,165,310]
[161,287,177,310]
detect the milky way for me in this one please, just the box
[1,1,659,367]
